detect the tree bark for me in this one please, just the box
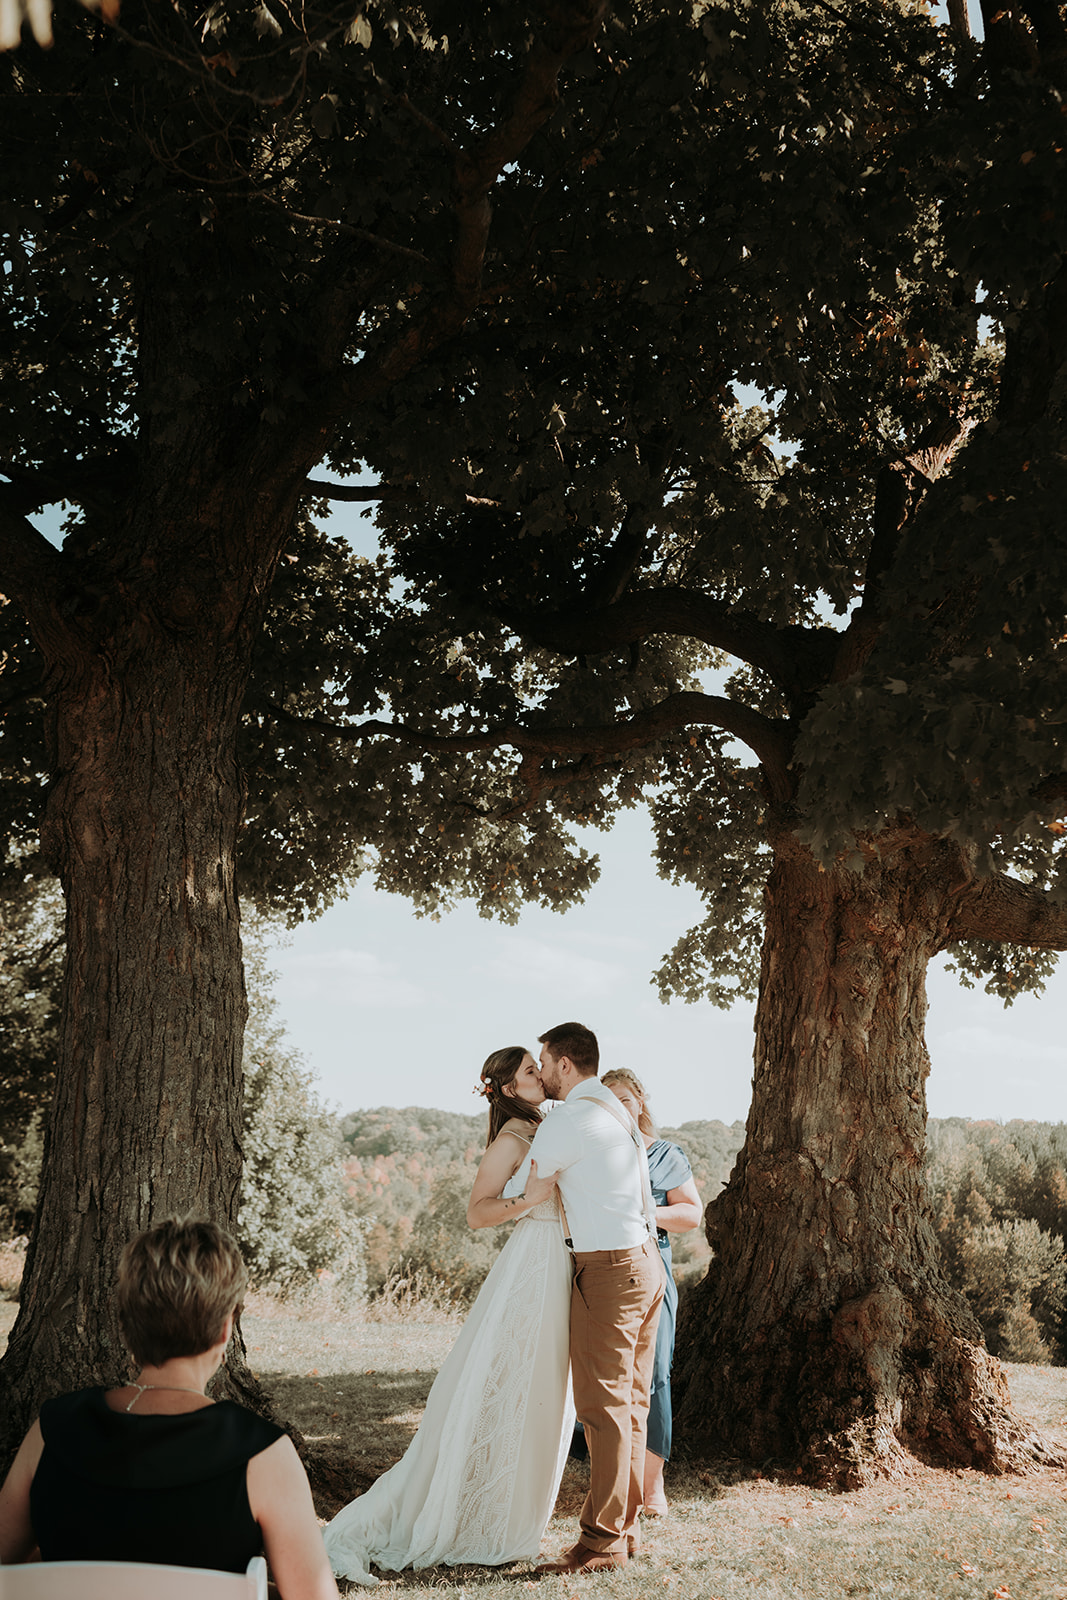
[0,470,300,1457]
[672,829,1059,1487]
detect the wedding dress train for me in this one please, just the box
[324,1158,573,1585]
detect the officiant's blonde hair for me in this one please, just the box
[602,1069,656,1137]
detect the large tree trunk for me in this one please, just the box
[672,831,1056,1487]
[0,478,296,1459]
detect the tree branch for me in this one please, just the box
[947,0,971,37]
[979,0,1041,73]
[267,688,795,801]
[947,871,1067,949]
[831,411,974,682]
[328,0,608,412]
[0,452,133,513]
[1019,1,1067,88]
[0,505,66,616]
[585,430,674,608]
[491,588,834,706]
[303,479,415,504]
[252,199,432,263]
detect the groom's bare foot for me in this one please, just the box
[534,1541,629,1575]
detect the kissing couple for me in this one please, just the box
[324,1020,665,1584]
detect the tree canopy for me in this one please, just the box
[4,1,1064,963]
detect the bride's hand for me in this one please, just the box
[524,1160,558,1208]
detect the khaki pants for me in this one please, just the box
[570,1239,664,1553]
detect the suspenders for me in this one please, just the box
[586,1090,659,1241]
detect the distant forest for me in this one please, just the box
[341,1108,1067,1365]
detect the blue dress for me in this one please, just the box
[646,1139,693,1461]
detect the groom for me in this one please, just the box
[529,1022,663,1575]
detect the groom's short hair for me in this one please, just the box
[539,1022,599,1075]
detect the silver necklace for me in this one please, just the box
[124,1382,211,1413]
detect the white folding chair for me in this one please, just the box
[0,1554,267,1600]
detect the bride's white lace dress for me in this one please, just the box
[323,1152,574,1585]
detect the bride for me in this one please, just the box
[324,1047,574,1586]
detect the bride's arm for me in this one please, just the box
[466,1134,557,1230]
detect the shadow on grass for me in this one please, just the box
[259,1367,439,1517]
[269,1364,761,1522]
[260,1369,457,1516]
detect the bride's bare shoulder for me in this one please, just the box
[495,1117,536,1145]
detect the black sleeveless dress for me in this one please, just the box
[30,1387,285,1572]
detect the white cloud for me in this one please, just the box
[481,937,623,997]
[929,1023,1065,1067]
[276,948,427,1009]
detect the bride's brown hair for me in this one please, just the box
[479,1047,542,1146]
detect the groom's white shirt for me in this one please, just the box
[529,1076,650,1251]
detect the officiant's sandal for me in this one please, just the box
[534,1541,629,1575]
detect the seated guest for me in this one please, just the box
[0,1215,337,1600]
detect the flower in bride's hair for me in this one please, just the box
[473,1080,492,1098]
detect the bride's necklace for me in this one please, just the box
[124,1381,212,1413]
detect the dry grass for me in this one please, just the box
[363,1272,468,1326]
[0,1237,27,1297]
[4,1292,1067,1598]
[237,1301,1067,1600]
[242,1292,462,1486]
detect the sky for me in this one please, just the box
[264,801,1067,1130]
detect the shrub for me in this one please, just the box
[232,912,368,1302]
[238,1045,368,1303]
[957,1218,1067,1363]
[395,1160,510,1307]
[0,1109,45,1241]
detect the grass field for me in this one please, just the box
[4,1292,1067,1599]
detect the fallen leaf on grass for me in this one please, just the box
[960,1563,977,1575]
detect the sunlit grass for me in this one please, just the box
[240,1297,1067,1600]
[4,1287,1065,1599]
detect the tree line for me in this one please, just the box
[341,1106,739,1294]
[14,1034,1064,1374]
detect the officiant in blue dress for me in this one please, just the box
[602,1070,703,1518]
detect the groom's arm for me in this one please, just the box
[529,1108,581,1177]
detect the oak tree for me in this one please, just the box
[275,0,1067,1483]
[0,0,610,1455]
